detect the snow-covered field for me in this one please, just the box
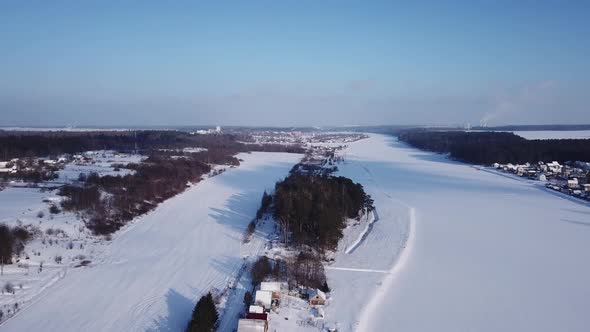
[513,130,590,140]
[0,152,301,331]
[325,134,590,332]
[56,150,144,181]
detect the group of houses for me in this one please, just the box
[237,282,281,332]
[492,160,590,200]
[0,160,19,174]
[237,281,327,332]
[0,156,67,177]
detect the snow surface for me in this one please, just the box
[3,133,590,332]
[325,134,590,332]
[0,152,301,332]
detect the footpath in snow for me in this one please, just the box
[0,152,301,332]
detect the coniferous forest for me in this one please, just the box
[398,130,590,164]
[272,173,373,251]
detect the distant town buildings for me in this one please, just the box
[192,126,222,135]
[491,160,590,201]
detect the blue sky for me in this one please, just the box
[1,1,588,126]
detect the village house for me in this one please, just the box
[0,162,18,174]
[568,178,579,189]
[309,289,326,306]
[547,161,562,173]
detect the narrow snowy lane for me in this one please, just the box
[344,135,590,332]
[0,152,301,332]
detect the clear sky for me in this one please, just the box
[1,1,588,127]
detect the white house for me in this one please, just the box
[255,290,272,309]
[548,161,562,173]
[568,178,579,189]
[309,289,326,306]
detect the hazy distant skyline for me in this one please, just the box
[1,1,589,127]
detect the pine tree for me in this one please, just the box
[186,292,218,332]
[320,281,330,293]
[243,291,253,307]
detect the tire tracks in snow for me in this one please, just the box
[345,209,379,254]
[356,206,416,332]
[355,162,417,332]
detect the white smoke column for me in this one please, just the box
[481,80,555,125]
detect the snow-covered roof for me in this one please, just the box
[255,290,272,308]
[237,319,266,332]
[260,281,281,292]
[249,305,264,314]
[309,289,326,300]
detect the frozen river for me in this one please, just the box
[333,134,590,332]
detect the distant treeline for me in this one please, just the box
[272,173,373,251]
[476,124,590,131]
[398,130,590,164]
[0,130,304,159]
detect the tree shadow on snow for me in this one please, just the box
[147,288,193,332]
[208,192,259,233]
[210,255,245,277]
